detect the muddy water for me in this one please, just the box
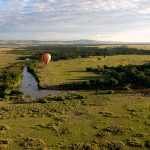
[19,66,62,98]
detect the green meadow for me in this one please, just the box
[34,55,150,88]
[86,44,150,50]
[0,45,150,150]
[0,47,20,69]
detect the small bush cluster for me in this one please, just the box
[39,122,59,132]
[38,98,48,103]
[0,125,10,132]
[107,141,127,150]
[96,131,110,139]
[133,133,145,138]
[92,121,104,129]
[39,122,71,136]
[68,140,128,150]
[99,111,117,118]
[144,121,150,126]
[102,125,132,135]
[145,140,150,148]
[37,94,86,103]
[0,139,10,150]
[69,143,99,150]
[20,137,46,150]
[0,100,81,119]
[125,138,143,147]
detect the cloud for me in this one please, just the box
[139,7,150,14]
[0,0,150,41]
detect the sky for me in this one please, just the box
[0,0,150,42]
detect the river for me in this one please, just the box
[19,66,62,98]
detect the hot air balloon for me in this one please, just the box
[42,53,51,64]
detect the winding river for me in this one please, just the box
[19,66,62,98]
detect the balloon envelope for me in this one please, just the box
[42,53,51,64]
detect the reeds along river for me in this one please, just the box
[19,66,61,99]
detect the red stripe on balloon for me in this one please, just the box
[42,53,51,64]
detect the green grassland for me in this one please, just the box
[127,45,150,50]
[0,46,150,150]
[34,55,150,88]
[0,92,150,149]
[0,47,22,69]
[86,44,150,50]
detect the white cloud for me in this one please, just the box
[0,0,150,41]
[139,7,150,14]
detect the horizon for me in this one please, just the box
[0,0,150,42]
[0,39,150,44]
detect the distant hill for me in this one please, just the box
[0,39,150,46]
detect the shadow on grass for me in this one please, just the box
[67,75,99,81]
[67,70,86,73]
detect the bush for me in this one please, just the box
[107,141,127,150]
[38,98,48,103]
[20,137,46,150]
[99,111,117,118]
[0,139,10,150]
[76,94,85,99]
[144,121,150,126]
[145,140,150,148]
[56,96,66,101]
[126,138,143,147]
[69,143,99,150]
[10,90,23,96]
[107,90,115,94]
[96,131,110,139]
[0,125,10,131]
[103,125,132,135]
[133,133,145,137]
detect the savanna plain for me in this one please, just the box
[0,45,150,150]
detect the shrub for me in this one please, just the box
[69,143,99,150]
[10,90,23,96]
[0,139,10,145]
[20,137,46,150]
[0,139,10,150]
[126,138,143,147]
[145,140,150,148]
[107,90,115,94]
[38,98,48,103]
[107,141,127,150]
[103,125,132,135]
[92,123,101,129]
[96,131,110,139]
[56,96,66,101]
[59,127,71,136]
[144,121,150,126]
[133,133,145,137]
[0,125,10,131]
[76,94,85,99]
[99,111,117,118]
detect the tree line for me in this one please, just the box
[0,63,24,98]
[11,46,150,61]
[59,63,150,90]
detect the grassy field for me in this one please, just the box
[0,46,150,149]
[0,47,21,69]
[0,92,150,149]
[127,45,150,50]
[86,44,150,50]
[34,55,150,88]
